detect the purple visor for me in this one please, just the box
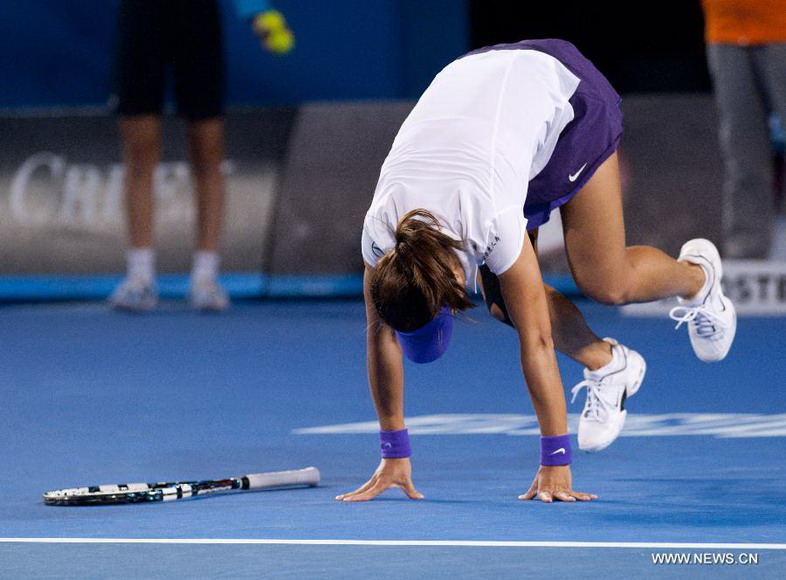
[395,306,454,364]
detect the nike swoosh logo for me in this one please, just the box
[381,442,392,449]
[568,163,588,182]
[549,448,566,456]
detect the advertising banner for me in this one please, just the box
[0,109,294,275]
[1,97,783,311]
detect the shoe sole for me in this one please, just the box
[190,297,230,312]
[581,410,626,453]
[696,295,737,362]
[108,299,158,312]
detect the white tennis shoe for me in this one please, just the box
[189,277,230,312]
[669,239,736,362]
[109,277,158,312]
[571,339,646,453]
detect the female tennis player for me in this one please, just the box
[336,40,736,504]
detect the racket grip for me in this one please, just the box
[245,467,320,490]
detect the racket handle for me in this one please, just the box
[245,467,320,490]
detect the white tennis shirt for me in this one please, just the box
[361,49,580,282]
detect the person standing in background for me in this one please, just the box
[701,0,786,259]
[109,0,293,311]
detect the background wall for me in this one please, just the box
[0,109,294,274]
[470,0,711,93]
[1,1,783,310]
[0,0,469,110]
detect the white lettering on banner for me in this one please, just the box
[61,163,103,224]
[293,413,786,438]
[8,152,237,227]
[723,270,786,308]
[621,260,786,316]
[10,152,64,225]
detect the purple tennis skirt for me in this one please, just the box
[464,39,624,229]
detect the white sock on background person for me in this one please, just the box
[189,251,229,311]
[191,250,220,283]
[127,247,155,284]
[110,247,159,311]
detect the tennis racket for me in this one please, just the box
[43,466,320,506]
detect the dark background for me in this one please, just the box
[470,0,711,93]
[0,0,712,110]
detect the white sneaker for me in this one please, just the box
[669,238,736,362]
[571,339,646,453]
[109,277,158,312]
[189,277,230,312]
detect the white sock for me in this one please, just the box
[681,260,713,306]
[127,247,155,283]
[586,340,623,378]
[192,251,220,283]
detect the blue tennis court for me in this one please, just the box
[1,299,785,577]
[3,0,786,577]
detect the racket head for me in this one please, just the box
[42,483,179,506]
[43,467,320,506]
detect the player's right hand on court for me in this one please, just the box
[518,465,598,503]
[336,458,424,502]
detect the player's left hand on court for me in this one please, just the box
[252,9,294,55]
[518,465,597,503]
[335,458,424,502]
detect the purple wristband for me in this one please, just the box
[380,429,412,458]
[540,435,572,466]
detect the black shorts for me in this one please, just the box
[113,0,225,121]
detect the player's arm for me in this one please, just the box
[497,234,597,502]
[335,264,424,502]
[363,268,405,431]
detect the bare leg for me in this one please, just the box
[561,152,705,305]
[544,285,611,371]
[188,118,225,252]
[120,116,161,248]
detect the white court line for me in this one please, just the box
[294,413,786,438]
[1,538,785,550]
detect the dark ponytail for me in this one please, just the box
[369,209,474,331]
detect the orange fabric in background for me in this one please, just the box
[701,0,786,44]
